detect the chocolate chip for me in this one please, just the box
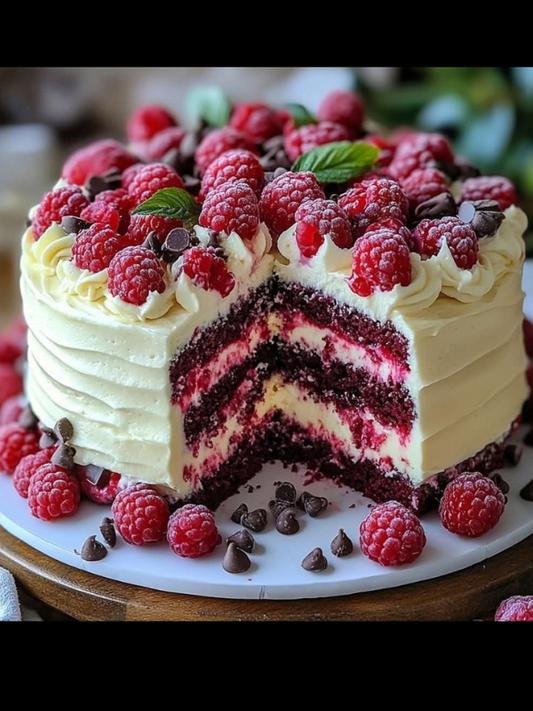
[61,216,92,235]
[296,491,311,511]
[522,399,533,424]
[54,417,74,444]
[304,495,328,518]
[301,547,328,572]
[84,464,110,487]
[230,503,248,525]
[269,499,293,519]
[262,135,285,154]
[223,542,251,574]
[275,481,297,503]
[207,230,220,249]
[415,192,458,221]
[80,535,107,562]
[162,228,195,263]
[275,508,300,535]
[458,200,505,238]
[85,170,122,199]
[142,232,162,257]
[51,444,76,471]
[331,529,354,557]
[100,517,117,548]
[454,156,481,180]
[241,508,268,533]
[520,479,533,501]
[525,429,533,447]
[162,148,182,172]
[226,529,255,553]
[490,473,510,495]
[19,406,38,431]
[504,444,523,467]
[170,131,201,175]
[39,426,57,449]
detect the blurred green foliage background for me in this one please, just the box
[357,67,533,256]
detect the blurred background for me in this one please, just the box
[1,66,533,325]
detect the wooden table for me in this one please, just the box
[1,527,532,621]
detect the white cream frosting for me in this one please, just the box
[20,197,529,495]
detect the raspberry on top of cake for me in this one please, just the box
[19,89,529,514]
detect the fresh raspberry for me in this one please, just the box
[76,466,121,505]
[0,364,23,408]
[181,246,235,298]
[364,135,395,167]
[389,133,454,181]
[127,163,184,207]
[412,217,479,269]
[80,202,120,232]
[0,337,22,365]
[229,103,283,144]
[199,180,260,241]
[0,396,23,427]
[439,473,505,538]
[366,219,414,251]
[32,187,90,240]
[284,122,352,162]
[167,504,221,558]
[147,126,187,161]
[0,423,40,475]
[94,189,133,234]
[495,596,533,622]
[359,501,426,566]
[71,223,131,273]
[317,90,365,135]
[27,463,80,521]
[259,171,325,236]
[3,315,27,355]
[200,150,265,200]
[121,163,145,191]
[13,447,55,499]
[127,214,183,245]
[339,178,409,237]
[460,176,517,211]
[126,104,176,143]
[108,246,166,306]
[112,483,169,546]
[348,228,412,297]
[295,199,353,258]
[400,168,450,210]
[195,127,257,175]
[62,139,137,186]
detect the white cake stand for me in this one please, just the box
[0,427,532,602]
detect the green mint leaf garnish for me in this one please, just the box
[285,103,317,128]
[186,86,232,128]
[292,142,379,183]
[132,188,201,227]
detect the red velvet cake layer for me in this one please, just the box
[184,413,512,515]
[276,341,415,432]
[274,280,410,367]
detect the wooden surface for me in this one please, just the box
[1,527,533,621]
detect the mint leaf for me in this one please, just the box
[132,188,201,227]
[186,86,231,128]
[285,103,316,128]
[293,142,379,183]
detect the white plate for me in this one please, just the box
[1,429,532,600]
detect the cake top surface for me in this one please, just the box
[21,90,527,331]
